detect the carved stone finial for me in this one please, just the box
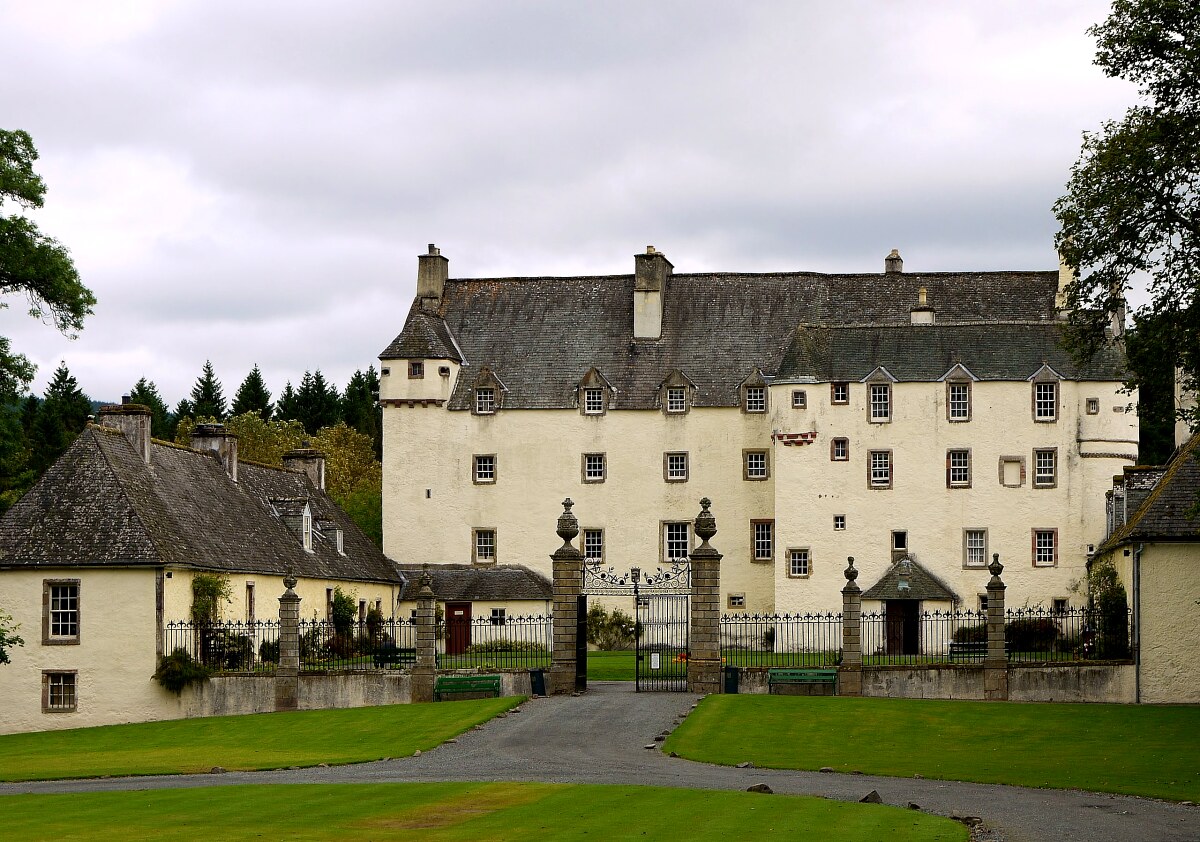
[556,498,579,546]
[694,498,717,544]
[283,570,297,591]
[844,557,858,582]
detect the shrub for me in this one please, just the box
[153,648,211,695]
[1005,618,1059,651]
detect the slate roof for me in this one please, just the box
[0,426,402,584]
[379,265,1124,410]
[1103,433,1200,547]
[861,556,961,602]
[396,564,552,602]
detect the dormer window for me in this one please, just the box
[583,387,604,415]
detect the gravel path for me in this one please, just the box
[3,682,1197,842]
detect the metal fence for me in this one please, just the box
[163,620,281,674]
[438,615,552,670]
[720,613,842,668]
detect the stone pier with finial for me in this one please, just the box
[985,553,1009,701]
[549,498,584,695]
[687,498,723,695]
[839,557,863,696]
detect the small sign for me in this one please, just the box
[650,652,661,670]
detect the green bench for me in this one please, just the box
[435,674,502,701]
[768,668,838,694]
[373,646,417,668]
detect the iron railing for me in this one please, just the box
[438,615,552,670]
[720,612,842,668]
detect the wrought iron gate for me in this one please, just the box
[635,593,689,691]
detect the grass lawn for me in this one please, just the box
[664,695,1200,802]
[0,782,967,841]
[0,698,518,782]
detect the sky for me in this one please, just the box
[0,1,1138,405]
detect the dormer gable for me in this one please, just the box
[577,367,615,415]
[658,369,697,415]
[471,367,507,415]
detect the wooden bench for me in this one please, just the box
[768,668,838,694]
[373,646,417,668]
[435,674,502,701]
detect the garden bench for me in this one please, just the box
[372,646,417,668]
[435,674,502,701]
[768,668,838,694]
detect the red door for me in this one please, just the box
[446,602,472,655]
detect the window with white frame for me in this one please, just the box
[744,386,766,413]
[792,389,807,409]
[831,382,849,404]
[752,520,774,561]
[475,387,496,414]
[666,386,687,413]
[1033,529,1057,566]
[43,671,77,712]
[1034,448,1057,487]
[788,548,810,578]
[582,452,606,483]
[947,449,971,487]
[490,608,506,626]
[664,522,690,561]
[583,528,604,562]
[947,382,970,421]
[473,454,496,484]
[964,529,987,567]
[833,514,846,531]
[664,452,689,482]
[582,387,605,415]
[744,450,768,480]
[44,580,79,643]
[473,529,496,563]
[1034,381,1058,421]
[869,450,892,488]
[831,437,848,461]
[869,383,891,421]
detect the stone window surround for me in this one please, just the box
[751,519,774,562]
[663,451,689,483]
[787,547,811,578]
[963,528,988,568]
[473,453,497,485]
[473,528,497,564]
[581,452,606,483]
[42,670,77,713]
[743,449,769,481]
[1032,527,1058,567]
[42,579,80,646]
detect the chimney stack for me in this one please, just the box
[416,243,449,306]
[884,249,903,274]
[191,423,238,482]
[283,447,326,491]
[633,246,673,340]
[98,403,152,464]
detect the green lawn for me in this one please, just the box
[664,695,1200,802]
[0,698,518,782]
[0,783,966,841]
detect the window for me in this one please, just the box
[664,522,690,561]
[963,529,987,567]
[727,593,746,609]
[42,671,77,712]
[999,456,1026,488]
[246,582,255,623]
[583,528,604,562]
[947,382,970,421]
[892,530,908,552]
[788,548,810,578]
[831,382,849,404]
[752,520,774,561]
[582,453,607,483]
[474,387,496,415]
[473,529,496,563]
[1032,529,1058,567]
[744,386,766,413]
[947,449,971,487]
[833,514,846,531]
[1034,381,1058,421]
[792,390,807,409]
[1034,448,1057,488]
[666,386,687,414]
[43,580,80,644]
[869,450,892,488]
[743,450,769,480]
[831,438,849,461]
[473,454,496,484]
[408,360,424,379]
[582,387,605,415]
[490,608,507,626]
[869,383,891,422]
[664,452,689,482]
[1086,397,1100,415]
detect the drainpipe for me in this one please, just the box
[1133,543,1143,704]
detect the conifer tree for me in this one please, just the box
[231,364,273,420]
[189,360,227,420]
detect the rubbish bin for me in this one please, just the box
[723,666,739,694]
[529,668,547,697]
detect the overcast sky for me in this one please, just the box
[0,1,1136,404]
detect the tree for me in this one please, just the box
[295,370,341,434]
[1053,1,1200,428]
[232,364,273,419]
[189,361,227,421]
[0,608,24,665]
[0,129,95,397]
[128,377,171,440]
